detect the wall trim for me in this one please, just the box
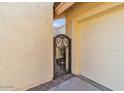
[78,75,112,91]
[74,3,124,23]
[55,2,75,16]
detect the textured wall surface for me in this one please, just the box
[79,4,124,90]
[0,3,53,90]
[66,2,101,38]
[66,2,124,90]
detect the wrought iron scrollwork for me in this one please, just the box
[56,35,69,49]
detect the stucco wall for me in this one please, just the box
[0,3,53,90]
[76,3,124,90]
[66,2,101,38]
[79,5,124,90]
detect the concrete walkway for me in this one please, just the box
[48,77,101,91]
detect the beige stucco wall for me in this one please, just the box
[66,2,104,75]
[70,2,124,90]
[0,3,53,90]
[66,2,102,38]
[79,5,124,90]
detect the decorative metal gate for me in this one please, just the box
[53,34,71,79]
